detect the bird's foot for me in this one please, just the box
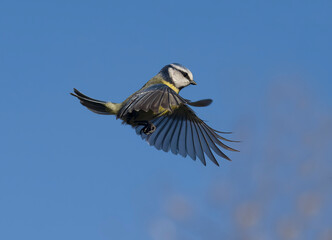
[141,123,156,135]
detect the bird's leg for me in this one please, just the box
[135,121,156,135]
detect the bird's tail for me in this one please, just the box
[71,88,120,115]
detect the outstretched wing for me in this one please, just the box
[135,105,238,166]
[117,84,187,119]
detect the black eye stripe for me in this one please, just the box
[180,71,190,80]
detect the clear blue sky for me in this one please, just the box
[1,1,331,239]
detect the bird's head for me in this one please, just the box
[159,63,197,90]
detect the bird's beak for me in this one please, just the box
[190,80,197,85]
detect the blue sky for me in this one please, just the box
[1,1,332,239]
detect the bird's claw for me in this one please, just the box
[141,123,156,135]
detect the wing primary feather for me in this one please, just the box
[178,115,187,157]
[152,116,164,126]
[213,129,233,134]
[170,114,183,155]
[200,124,231,161]
[216,135,241,143]
[186,117,196,160]
[202,122,239,152]
[195,123,219,166]
[155,117,173,150]
[208,127,240,142]
[161,116,178,152]
[190,117,206,165]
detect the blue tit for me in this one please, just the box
[71,63,238,166]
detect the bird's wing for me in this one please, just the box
[134,104,239,166]
[185,98,213,107]
[117,84,187,119]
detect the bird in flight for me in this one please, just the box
[71,63,238,166]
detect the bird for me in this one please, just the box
[71,63,238,166]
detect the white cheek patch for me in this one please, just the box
[173,72,190,89]
[168,65,191,89]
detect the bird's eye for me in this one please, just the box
[182,72,189,79]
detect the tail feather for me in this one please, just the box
[71,89,111,115]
